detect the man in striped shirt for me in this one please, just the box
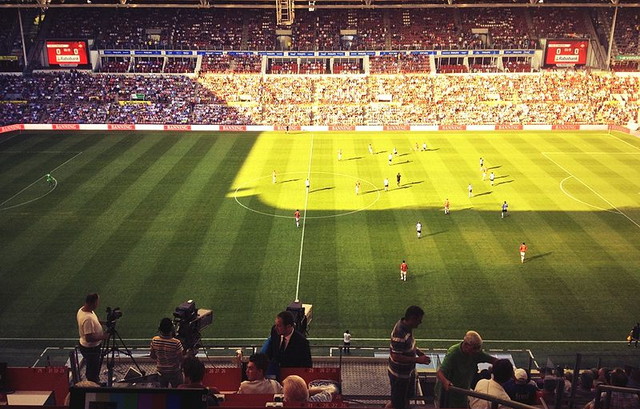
[150,317,185,387]
[388,306,431,409]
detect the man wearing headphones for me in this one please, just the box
[150,317,185,387]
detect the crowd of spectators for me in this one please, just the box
[369,55,431,74]
[0,6,637,80]
[612,8,640,56]
[101,57,131,73]
[1,70,638,126]
[460,9,535,50]
[31,7,611,53]
[388,9,473,51]
[531,8,590,39]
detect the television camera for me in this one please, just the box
[105,307,122,331]
[286,300,313,336]
[173,300,213,352]
[100,307,145,386]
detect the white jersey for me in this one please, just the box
[416,222,422,232]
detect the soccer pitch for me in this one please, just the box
[0,130,639,356]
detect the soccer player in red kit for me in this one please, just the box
[519,242,527,263]
[294,210,301,228]
[400,260,408,281]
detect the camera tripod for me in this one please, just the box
[100,324,145,387]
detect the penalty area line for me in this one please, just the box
[542,152,640,230]
[0,151,82,211]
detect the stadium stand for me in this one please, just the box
[1,71,639,126]
[531,8,591,39]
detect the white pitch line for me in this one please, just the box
[542,152,640,230]
[295,133,315,302]
[50,151,83,173]
[0,151,82,210]
[0,132,21,146]
[0,179,57,211]
[559,176,616,213]
[608,131,640,152]
[0,176,49,208]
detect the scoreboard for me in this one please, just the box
[46,40,89,66]
[544,40,589,66]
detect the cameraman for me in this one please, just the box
[150,318,185,388]
[76,293,108,383]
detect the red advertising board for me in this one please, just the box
[46,40,89,65]
[544,40,588,66]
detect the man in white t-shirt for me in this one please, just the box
[77,293,108,383]
[343,330,352,354]
[469,359,514,409]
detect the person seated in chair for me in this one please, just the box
[282,375,338,403]
[178,356,220,406]
[237,353,283,394]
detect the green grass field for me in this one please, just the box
[1,130,639,362]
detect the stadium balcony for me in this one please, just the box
[4,346,640,409]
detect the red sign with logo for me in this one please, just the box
[545,40,588,66]
[46,41,89,65]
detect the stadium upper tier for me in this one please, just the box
[0,0,639,7]
[0,71,638,126]
[38,8,593,51]
[0,6,638,74]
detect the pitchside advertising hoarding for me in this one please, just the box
[46,40,89,66]
[544,39,589,66]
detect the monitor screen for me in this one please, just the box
[68,387,208,409]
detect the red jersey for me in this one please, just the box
[400,262,408,272]
[294,211,301,219]
[519,244,527,252]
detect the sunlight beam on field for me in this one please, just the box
[228,131,640,217]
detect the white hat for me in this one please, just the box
[515,368,528,381]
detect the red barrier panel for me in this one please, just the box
[438,125,466,131]
[551,124,580,130]
[220,125,248,132]
[495,124,523,131]
[384,125,410,131]
[6,367,70,405]
[203,367,243,392]
[0,124,24,134]
[108,124,136,131]
[221,393,275,407]
[52,124,80,130]
[328,126,355,131]
[279,367,341,384]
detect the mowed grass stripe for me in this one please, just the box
[112,136,231,333]
[205,133,306,336]
[0,133,104,208]
[19,135,191,337]
[0,134,167,336]
[0,135,149,288]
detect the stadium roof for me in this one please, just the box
[1,0,639,9]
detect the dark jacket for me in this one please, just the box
[267,326,313,368]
